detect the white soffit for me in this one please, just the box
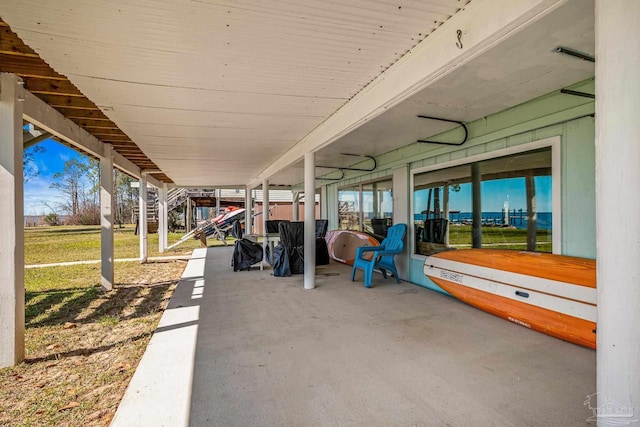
[0,0,469,186]
[316,0,595,162]
[255,0,592,187]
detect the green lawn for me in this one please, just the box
[0,225,205,426]
[24,224,227,265]
[448,224,552,252]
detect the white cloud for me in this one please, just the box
[23,176,63,215]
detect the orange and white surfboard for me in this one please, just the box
[325,230,380,265]
[424,249,596,349]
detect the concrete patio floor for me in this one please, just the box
[112,246,596,426]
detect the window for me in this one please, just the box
[338,178,393,237]
[413,147,554,256]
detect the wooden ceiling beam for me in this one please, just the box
[90,129,129,136]
[58,109,112,120]
[99,136,134,142]
[0,26,38,57]
[73,119,119,129]
[38,94,100,110]
[23,77,84,97]
[0,54,65,79]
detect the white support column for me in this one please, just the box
[245,186,253,235]
[158,183,168,253]
[392,165,409,279]
[100,144,114,291]
[320,186,328,220]
[262,180,269,255]
[304,152,316,290]
[186,198,192,233]
[244,187,253,234]
[595,0,640,418]
[326,184,339,230]
[0,73,25,367]
[139,175,148,263]
[292,191,299,221]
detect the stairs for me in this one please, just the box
[136,188,220,233]
[167,187,190,212]
[133,188,159,233]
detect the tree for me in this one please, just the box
[23,145,46,182]
[50,157,100,224]
[44,212,60,226]
[114,170,137,225]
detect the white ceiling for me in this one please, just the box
[0,0,595,187]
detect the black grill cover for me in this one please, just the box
[316,238,330,265]
[232,238,263,271]
[275,222,304,275]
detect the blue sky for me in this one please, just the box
[414,176,553,214]
[27,139,553,216]
[23,139,86,215]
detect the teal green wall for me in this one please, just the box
[322,79,596,291]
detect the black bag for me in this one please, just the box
[232,238,263,271]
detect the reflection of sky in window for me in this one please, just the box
[362,191,393,215]
[340,189,393,215]
[414,176,552,213]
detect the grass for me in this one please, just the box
[448,224,552,252]
[24,224,228,265]
[0,225,196,426]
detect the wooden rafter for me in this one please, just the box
[0,18,172,183]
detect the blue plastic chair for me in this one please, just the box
[351,223,407,288]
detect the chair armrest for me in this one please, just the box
[371,250,402,257]
[355,245,386,260]
[356,246,385,253]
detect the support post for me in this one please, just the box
[392,165,409,278]
[0,73,25,367]
[139,175,148,263]
[320,186,328,220]
[304,152,316,290]
[186,198,192,233]
[372,182,379,218]
[262,180,269,256]
[245,186,253,235]
[158,183,168,253]
[595,0,640,418]
[100,144,114,291]
[292,191,299,221]
[216,188,221,216]
[471,162,482,248]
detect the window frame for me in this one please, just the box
[410,136,561,260]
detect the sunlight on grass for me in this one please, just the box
[1,225,192,426]
[447,225,552,252]
[98,315,120,327]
